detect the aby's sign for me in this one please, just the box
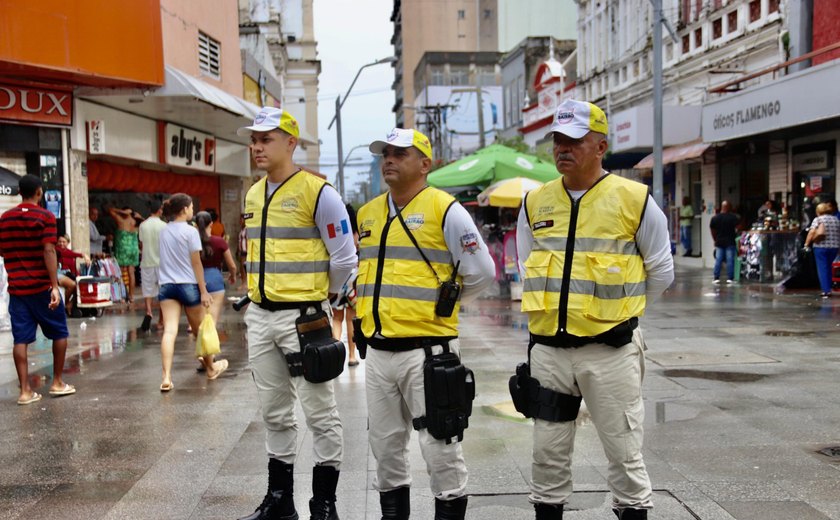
[163,123,216,172]
[0,82,73,126]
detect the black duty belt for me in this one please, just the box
[531,318,638,349]
[367,335,457,352]
[257,299,325,312]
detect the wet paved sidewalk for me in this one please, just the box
[1,264,839,519]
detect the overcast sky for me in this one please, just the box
[313,0,395,196]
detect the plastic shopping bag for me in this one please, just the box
[195,314,221,358]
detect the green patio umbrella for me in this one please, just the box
[427,144,559,188]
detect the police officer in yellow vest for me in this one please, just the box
[356,128,495,520]
[514,100,674,520]
[236,107,357,520]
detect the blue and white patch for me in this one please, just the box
[460,231,479,254]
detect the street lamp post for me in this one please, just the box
[328,56,396,200]
[337,144,370,197]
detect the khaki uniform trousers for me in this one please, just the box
[530,328,652,510]
[245,303,343,467]
[366,340,468,500]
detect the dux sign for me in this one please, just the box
[0,82,73,126]
[163,123,216,172]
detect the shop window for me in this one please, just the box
[727,10,738,33]
[694,27,703,49]
[748,0,761,22]
[198,31,221,80]
[682,34,690,54]
[768,0,779,13]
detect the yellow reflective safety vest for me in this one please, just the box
[243,171,331,303]
[356,187,460,338]
[522,173,649,337]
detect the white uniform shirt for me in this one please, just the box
[516,182,674,302]
[387,192,496,304]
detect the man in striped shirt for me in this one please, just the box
[0,174,74,405]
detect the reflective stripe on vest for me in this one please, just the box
[243,171,331,303]
[356,187,459,338]
[522,174,648,337]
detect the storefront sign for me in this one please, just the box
[792,151,828,172]
[610,105,702,152]
[702,61,840,141]
[87,120,106,154]
[163,123,215,172]
[0,82,73,126]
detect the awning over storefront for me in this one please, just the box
[633,141,710,169]
[77,66,316,146]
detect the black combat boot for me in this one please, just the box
[434,496,468,520]
[613,507,647,519]
[238,458,298,520]
[380,487,410,520]
[308,465,340,520]
[534,502,564,519]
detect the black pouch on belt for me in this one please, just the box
[412,345,475,444]
[295,307,346,383]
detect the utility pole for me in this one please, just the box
[334,96,344,197]
[648,0,678,209]
[476,88,486,149]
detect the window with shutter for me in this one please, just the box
[198,31,221,80]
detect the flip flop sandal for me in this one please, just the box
[17,392,43,405]
[207,359,229,380]
[49,383,76,397]
[160,382,174,392]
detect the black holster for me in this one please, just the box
[352,317,367,359]
[289,306,346,383]
[509,362,582,422]
[412,345,475,444]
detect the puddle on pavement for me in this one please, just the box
[764,330,816,337]
[662,369,767,382]
[654,401,700,423]
[817,446,840,460]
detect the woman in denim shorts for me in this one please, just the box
[195,211,238,360]
[157,194,228,391]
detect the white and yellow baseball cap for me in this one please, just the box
[369,128,433,160]
[237,107,300,138]
[545,99,608,139]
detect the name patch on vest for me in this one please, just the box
[281,197,299,212]
[404,213,425,230]
[359,219,375,239]
[533,220,554,230]
[243,212,254,220]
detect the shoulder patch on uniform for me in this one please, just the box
[460,231,479,254]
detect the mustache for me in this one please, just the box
[555,154,574,161]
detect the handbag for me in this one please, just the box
[195,314,221,358]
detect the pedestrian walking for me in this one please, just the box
[208,208,225,237]
[710,200,740,284]
[0,174,76,405]
[356,128,495,520]
[157,193,228,392]
[194,210,238,337]
[514,99,674,519]
[679,196,694,256]
[138,200,167,331]
[331,202,360,367]
[236,107,357,520]
[804,202,840,298]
